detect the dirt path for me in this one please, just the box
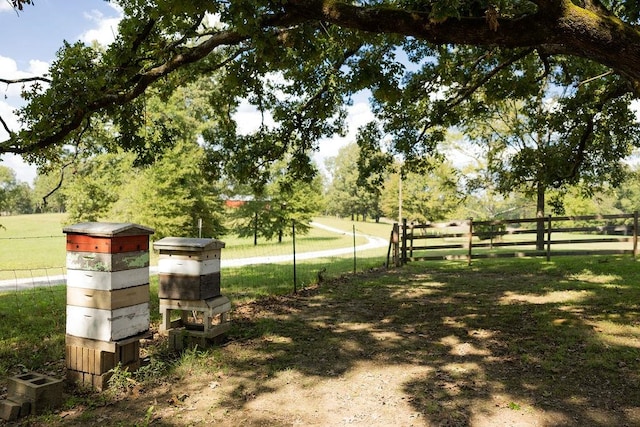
[15,257,640,426]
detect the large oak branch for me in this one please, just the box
[284,0,640,92]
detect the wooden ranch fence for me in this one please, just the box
[387,213,639,266]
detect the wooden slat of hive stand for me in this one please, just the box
[159,296,231,334]
[65,333,148,390]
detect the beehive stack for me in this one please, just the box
[153,237,230,349]
[63,222,154,390]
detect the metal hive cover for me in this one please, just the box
[153,237,226,252]
[63,222,155,237]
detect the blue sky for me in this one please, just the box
[0,1,371,185]
[0,0,119,64]
[0,0,122,183]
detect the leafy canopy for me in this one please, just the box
[2,0,640,188]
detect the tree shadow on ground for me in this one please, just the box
[47,257,640,426]
[212,257,640,426]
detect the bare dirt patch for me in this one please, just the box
[14,261,640,426]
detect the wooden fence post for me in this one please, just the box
[387,223,400,268]
[402,218,408,265]
[634,211,638,259]
[546,215,552,261]
[490,223,494,250]
[409,222,415,258]
[467,218,473,266]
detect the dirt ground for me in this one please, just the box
[11,264,640,426]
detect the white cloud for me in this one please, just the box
[28,59,49,75]
[631,100,640,122]
[0,55,19,76]
[0,99,19,136]
[0,100,38,184]
[234,100,276,135]
[315,99,375,166]
[80,3,123,46]
[0,154,37,184]
[0,2,13,13]
[0,55,50,101]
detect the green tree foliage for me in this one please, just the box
[0,165,33,215]
[109,141,224,239]
[2,0,640,194]
[325,143,382,221]
[63,152,129,223]
[60,80,227,237]
[381,161,465,223]
[230,161,324,244]
[613,166,640,214]
[31,171,67,213]
[442,55,640,247]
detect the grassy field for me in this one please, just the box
[3,255,640,425]
[0,213,67,271]
[0,214,387,279]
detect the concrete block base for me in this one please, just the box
[0,372,62,420]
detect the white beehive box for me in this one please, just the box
[66,303,150,342]
[63,222,154,342]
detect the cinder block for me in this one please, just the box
[11,396,32,417]
[7,372,63,414]
[0,399,21,421]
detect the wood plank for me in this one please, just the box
[159,295,230,310]
[66,234,149,254]
[66,251,149,272]
[158,273,220,300]
[82,347,90,373]
[158,257,220,276]
[157,250,222,261]
[67,284,149,310]
[66,268,149,291]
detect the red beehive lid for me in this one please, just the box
[64,223,155,254]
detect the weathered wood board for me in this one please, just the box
[158,272,220,300]
[66,284,149,310]
[157,257,220,276]
[66,234,150,254]
[66,251,149,272]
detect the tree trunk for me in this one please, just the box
[536,183,545,251]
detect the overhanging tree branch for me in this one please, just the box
[2,0,640,160]
[2,30,249,155]
[0,115,12,137]
[0,76,52,85]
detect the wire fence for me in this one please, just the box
[0,221,391,307]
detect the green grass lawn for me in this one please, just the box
[0,213,68,272]
[0,213,388,279]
